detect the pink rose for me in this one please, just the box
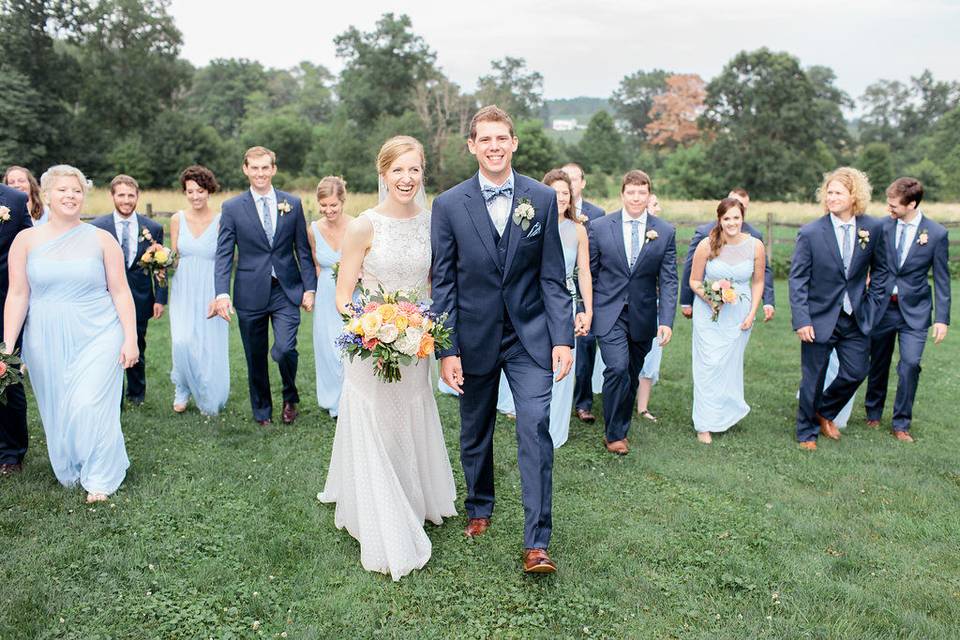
[711,281,722,292]
[717,279,732,290]
[363,302,380,313]
[0,361,6,377]
[361,336,380,350]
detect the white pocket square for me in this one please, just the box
[525,222,542,238]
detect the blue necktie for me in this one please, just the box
[260,196,274,246]
[896,222,909,267]
[120,220,131,267]
[841,223,852,273]
[630,220,640,268]
[481,184,513,204]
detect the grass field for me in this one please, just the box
[2,282,958,638]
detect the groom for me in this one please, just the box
[432,105,574,574]
[213,146,317,425]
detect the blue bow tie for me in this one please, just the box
[481,184,513,204]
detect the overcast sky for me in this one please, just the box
[170,0,960,105]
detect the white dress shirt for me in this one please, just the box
[829,213,855,313]
[113,211,139,268]
[621,211,647,266]
[893,211,922,295]
[478,172,513,237]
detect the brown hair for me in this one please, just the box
[729,186,749,198]
[469,105,516,140]
[3,165,43,220]
[621,170,652,193]
[886,177,924,208]
[376,136,425,176]
[708,197,746,259]
[562,162,585,181]
[243,146,277,166]
[817,167,871,216]
[110,174,139,194]
[542,169,576,222]
[316,176,347,202]
[179,165,219,193]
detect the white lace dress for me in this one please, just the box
[318,209,456,581]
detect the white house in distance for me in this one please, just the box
[551,118,582,131]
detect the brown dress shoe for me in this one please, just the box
[576,409,596,423]
[816,414,841,440]
[0,462,23,476]
[282,402,298,424]
[603,437,629,455]
[892,430,914,443]
[464,517,491,538]
[523,548,557,574]
[256,418,272,427]
[865,419,880,429]
[798,441,817,451]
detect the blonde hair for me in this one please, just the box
[316,176,347,202]
[818,167,871,216]
[244,146,277,166]
[376,136,425,176]
[40,165,91,196]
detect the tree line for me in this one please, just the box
[2,2,959,201]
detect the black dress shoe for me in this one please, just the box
[127,397,145,407]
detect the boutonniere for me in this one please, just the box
[0,206,10,223]
[917,229,928,245]
[857,228,869,249]
[576,213,589,224]
[140,227,154,243]
[512,198,535,231]
[278,200,292,216]
[645,229,658,242]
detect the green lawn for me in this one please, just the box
[2,282,959,639]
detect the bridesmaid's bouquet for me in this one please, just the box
[702,279,742,321]
[138,228,178,287]
[0,344,25,405]
[336,286,452,383]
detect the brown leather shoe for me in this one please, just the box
[865,419,880,429]
[892,430,914,443]
[282,402,298,424]
[603,437,629,455]
[256,418,272,427]
[523,548,557,574]
[816,414,841,440]
[576,409,596,423]
[798,441,817,451]
[464,517,491,538]
[0,462,23,476]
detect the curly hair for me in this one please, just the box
[179,165,220,193]
[817,167,871,216]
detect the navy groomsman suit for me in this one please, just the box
[91,212,167,403]
[789,214,889,443]
[865,213,951,433]
[680,220,774,310]
[572,198,608,414]
[0,185,32,470]
[588,209,678,445]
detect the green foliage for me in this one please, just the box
[512,120,557,179]
[476,57,544,120]
[902,158,947,202]
[576,111,625,174]
[240,109,315,178]
[856,142,895,194]
[659,143,723,199]
[184,58,269,137]
[610,69,669,142]
[106,135,153,185]
[0,66,46,166]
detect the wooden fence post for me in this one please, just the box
[146,202,153,218]
[766,211,774,261]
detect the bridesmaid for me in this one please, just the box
[308,176,354,418]
[4,165,49,225]
[688,197,766,443]
[2,165,138,502]
[169,165,229,415]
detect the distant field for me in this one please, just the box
[82,189,960,224]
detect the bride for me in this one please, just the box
[318,136,457,580]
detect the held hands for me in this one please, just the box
[552,346,573,382]
[152,303,165,320]
[796,325,816,342]
[657,325,672,347]
[301,291,315,312]
[440,356,464,395]
[932,322,948,344]
[574,312,592,337]
[208,297,234,322]
[119,339,139,369]
[681,305,693,319]
[763,305,775,322]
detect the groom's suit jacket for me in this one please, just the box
[215,189,317,312]
[873,214,951,331]
[588,209,678,342]
[91,213,168,317]
[431,171,574,375]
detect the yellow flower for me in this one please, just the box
[378,304,398,323]
[394,315,409,332]
[721,288,738,304]
[347,317,363,336]
[141,253,154,264]
[360,311,382,336]
[153,248,169,263]
[423,318,434,331]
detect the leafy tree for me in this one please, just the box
[476,57,544,119]
[185,59,268,137]
[644,74,706,149]
[0,66,46,166]
[610,69,668,142]
[512,120,557,179]
[658,142,722,199]
[105,134,153,185]
[240,109,314,177]
[807,65,853,160]
[856,142,895,194]
[903,158,947,202]
[411,76,476,189]
[576,111,625,174]
[143,110,234,189]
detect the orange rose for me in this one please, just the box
[416,333,435,358]
[0,361,7,376]
[721,288,738,304]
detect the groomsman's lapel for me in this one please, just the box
[503,172,528,276]
[242,191,271,249]
[463,175,502,273]
[885,218,901,273]
[608,209,630,273]
[820,215,846,277]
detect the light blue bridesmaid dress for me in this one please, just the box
[691,236,757,433]
[312,222,345,417]
[23,224,129,494]
[169,212,229,415]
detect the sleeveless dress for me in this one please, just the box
[23,224,129,494]
[169,212,230,415]
[318,209,456,581]
[691,237,756,433]
[311,222,344,417]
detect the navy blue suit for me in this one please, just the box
[0,185,32,464]
[215,189,317,421]
[788,214,890,442]
[91,213,168,402]
[866,214,951,432]
[572,200,608,412]
[680,221,774,308]
[588,210,678,442]
[431,171,572,549]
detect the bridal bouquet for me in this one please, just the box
[702,278,742,321]
[138,228,177,287]
[0,343,24,405]
[336,286,452,383]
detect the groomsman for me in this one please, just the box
[0,183,32,475]
[564,162,608,423]
[864,178,950,442]
[789,167,889,450]
[588,170,678,455]
[680,188,775,321]
[213,146,316,425]
[92,175,166,405]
